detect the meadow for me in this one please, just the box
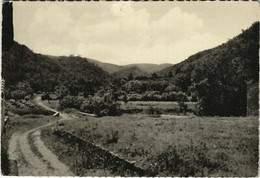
[57,113,258,176]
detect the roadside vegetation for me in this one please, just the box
[42,114,258,176]
[1,99,59,175]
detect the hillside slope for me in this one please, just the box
[112,66,147,79]
[2,41,110,96]
[160,23,258,82]
[159,22,259,116]
[86,58,172,74]
[85,58,122,74]
[124,63,172,74]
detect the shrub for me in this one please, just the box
[41,92,50,100]
[165,84,181,92]
[8,82,33,100]
[81,96,122,117]
[127,94,142,101]
[10,90,27,100]
[60,95,84,110]
[9,108,53,116]
[105,130,119,144]
[178,101,188,114]
[146,106,162,116]
[150,146,222,176]
[174,92,188,102]
[54,85,69,99]
[24,95,31,101]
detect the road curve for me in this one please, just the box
[8,96,75,176]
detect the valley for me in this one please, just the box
[1,2,259,176]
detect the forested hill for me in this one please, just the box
[160,22,259,82]
[159,22,259,116]
[2,41,110,97]
[112,66,148,79]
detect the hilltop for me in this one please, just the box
[86,58,172,75]
[112,66,147,79]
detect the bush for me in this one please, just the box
[41,92,50,100]
[8,82,33,100]
[146,106,162,116]
[81,96,122,117]
[127,94,142,101]
[174,92,189,102]
[10,90,27,100]
[150,146,222,176]
[24,95,31,101]
[165,84,181,92]
[178,101,188,114]
[105,130,119,144]
[9,108,54,116]
[60,95,84,110]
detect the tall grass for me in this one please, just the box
[59,114,258,176]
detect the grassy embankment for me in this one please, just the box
[41,111,258,177]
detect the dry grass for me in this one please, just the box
[60,114,258,176]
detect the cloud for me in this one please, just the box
[14,2,227,65]
[74,3,224,64]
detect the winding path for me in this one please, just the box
[8,96,75,176]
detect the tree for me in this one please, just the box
[192,60,247,116]
[168,71,173,78]
[55,85,69,99]
[128,73,133,81]
[151,72,158,79]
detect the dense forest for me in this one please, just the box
[158,22,259,116]
[2,41,110,98]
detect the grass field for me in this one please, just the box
[57,113,258,176]
[120,101,196,114]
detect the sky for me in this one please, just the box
[14,2,259,65]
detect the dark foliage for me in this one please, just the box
[146,106,162,116]
[60,96,84,110]
[2,2,13,50]
[150,146,222,176]
[159,22,259,116]
[81,95,122,117]
[177,101,188,114]
[2,42,110,97]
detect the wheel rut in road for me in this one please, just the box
[8,123,75,176]
[7,96,75,176]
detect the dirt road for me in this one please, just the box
[7,96,75,176]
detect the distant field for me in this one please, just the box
[57,114,258,176]
[120,101,196,114]
[5,100,54,116]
